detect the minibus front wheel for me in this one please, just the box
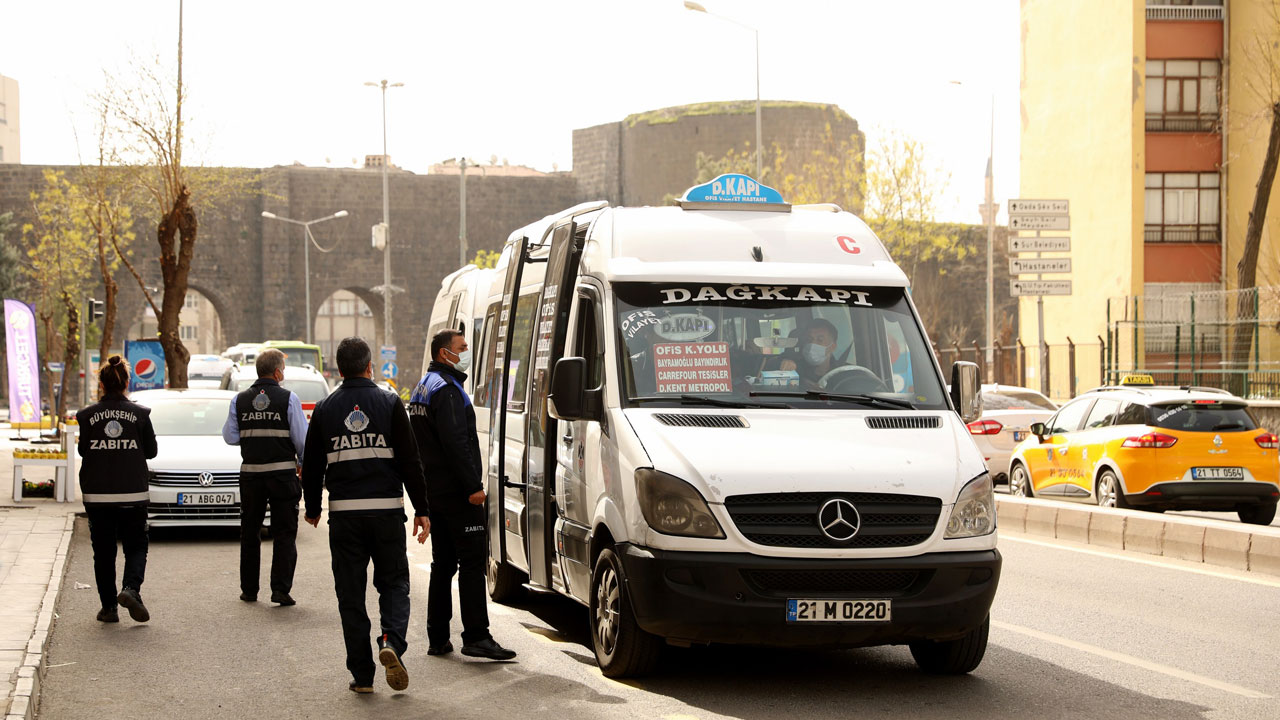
[590,548,661,678]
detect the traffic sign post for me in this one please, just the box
[1010,279,1072,296]
[1008,199,1071,395]
[1009,215,1070,231]
[381,361,398,380]
[1009,258,1071,274]
[1009,236,1070,253]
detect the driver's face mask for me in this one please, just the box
[801,342,830,366]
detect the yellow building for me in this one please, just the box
[1020,0,1280,396]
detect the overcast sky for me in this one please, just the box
[1,0,1020,223]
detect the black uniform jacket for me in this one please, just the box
[76,392,159,505]
[408,361,483,500]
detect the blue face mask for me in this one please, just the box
[802,343,830,366]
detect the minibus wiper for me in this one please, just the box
[750,390,916,410]
[629,394,788,409]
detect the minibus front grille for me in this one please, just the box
[865,416,942,429]
[743,569,923,596]
[724,492,942,549]
[652,413,749,428]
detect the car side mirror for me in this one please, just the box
[1029,422,1047,440]
[949,361,982,424]
[549,357,601,422]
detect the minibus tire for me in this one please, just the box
[1238,502,1277,525]
[909,615,989,675]
[487,556,527,604]
[590,548,661,678]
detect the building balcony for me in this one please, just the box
[1146,113,1219,133]
[1144,224,1220,243]
[1146,4,1223,22]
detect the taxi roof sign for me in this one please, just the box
[678,173,790,212]
[1119,374,1156,386]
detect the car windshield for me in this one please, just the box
[1149,402,1258,432]
[613,282,947,410]
[275,348,320,369]
[141,397,228,436]
[983,390,1056,411]
[233,378,328,402]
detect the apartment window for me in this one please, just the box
[180,325,198,340]
[1146,60,1219,132]
[0,101,6,124]
[1144,172,1220,242]
[184,294,199,309]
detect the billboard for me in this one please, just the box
[125,339,166,391]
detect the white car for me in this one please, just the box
[219,364,330,420]
[965,384,1057,489]
[187,354,233,389]
[132,388,248,528]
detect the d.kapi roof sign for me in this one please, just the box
[679,173,788,210]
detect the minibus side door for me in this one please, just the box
[487,237,528,566]
[525,221,583,590]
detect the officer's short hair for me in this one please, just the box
[431,329,464,362]
[336,337,371,378]
[256,349,287,379]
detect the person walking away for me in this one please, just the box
[75,356,158,623]
[222,348,308,605]
[301,337,431,694]
[409,329,516,661]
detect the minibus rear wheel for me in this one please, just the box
[590,548,661,678]
[487,556,527,604]
[909,615,989,675]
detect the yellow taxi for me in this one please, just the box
[1007,375,1280,524]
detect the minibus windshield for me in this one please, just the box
[614,282,948,410]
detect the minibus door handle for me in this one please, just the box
[561,431,573,446]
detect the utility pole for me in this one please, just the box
[365,79,404,349]
[459,158,470,267]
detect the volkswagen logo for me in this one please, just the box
[817,498,861,542]
[198,471,215,487]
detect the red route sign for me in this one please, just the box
[654,342,733,394]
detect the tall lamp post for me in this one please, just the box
[261,209,349,344]
[952,82,998,380]
[683,1,762,180]
[365,79,404,350]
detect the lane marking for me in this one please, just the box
[1001,534,1280,589]
[992,620,1271,700]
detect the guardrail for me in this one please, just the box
[997,495,1280,577]
[1145,5,1224,21]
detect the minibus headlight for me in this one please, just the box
[635,469,725,539]
[945,473,995,539]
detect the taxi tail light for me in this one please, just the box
[1256,433,1279,450]
[1121,432,1178,449]
[967,419,1003,435]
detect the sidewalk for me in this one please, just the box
[1,434,82,720]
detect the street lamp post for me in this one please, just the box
[684,1,762,180]
[952,82,998,381]
[261,209,349,344]
[459,157,471,268]
[365,79,404,350]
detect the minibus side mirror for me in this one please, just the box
[550,357,600,421]
[949,361,982,424]
[1029,422,1047,441]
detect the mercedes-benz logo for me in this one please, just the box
[817,498,861,542]
[198,471,215,487]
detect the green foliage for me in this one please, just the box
[471,248,501,270]
[863,129,965,271]
[626,101,848,127]
[22,170,98,315]
[772,122,865,214]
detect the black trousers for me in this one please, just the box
[329,514,411,685]
[239,472,301,596]
[85,504,149,611]
[427,494,491,646]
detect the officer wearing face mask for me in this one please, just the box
[779,318,846,388]
[407,329,516,661]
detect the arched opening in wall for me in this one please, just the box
[126,286,229,358]
[314,288,385,375]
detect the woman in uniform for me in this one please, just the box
[75,356,159,623]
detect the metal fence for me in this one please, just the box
[933,340,1104,402]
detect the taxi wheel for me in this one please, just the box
[1095,470,1128,509]
[1238,503,1277,526]
[1009,463,1033,498]
[910,615,989,674]
[589,548,661,678]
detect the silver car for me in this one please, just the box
[132,388,249,528]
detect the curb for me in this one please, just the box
[997,495,1280,576]
[5,514,74,720]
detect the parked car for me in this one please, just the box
[131,388,247,528]
[1007,375,1280,524]
[219,363,330,420]
[187,354,234,390]
[965,384,1057,489]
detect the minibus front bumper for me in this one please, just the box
[616,544,1000,647]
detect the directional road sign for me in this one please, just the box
[1009,236,1071,253]
[1009,214,1070,231]
[1010,258,1072,274]
[1008,199,1069,215]
[381,361,398,380]
[1010,279,1072,297]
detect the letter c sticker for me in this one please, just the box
[837,236,861,254]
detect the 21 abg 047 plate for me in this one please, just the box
[787,599,891,623]
[177,492,235,505]
[1192,467,1244,480]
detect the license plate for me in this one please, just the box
[178,492,235,505]
[1013,431,1027,442]
[787,598,891,623]
[1191,467,1244,480]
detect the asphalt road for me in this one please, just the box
[39,519,1280,720]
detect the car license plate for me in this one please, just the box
[1013,431,1027,442]
[1191,467,1244,480]
[787,599,890,623]
[178,492,235,505]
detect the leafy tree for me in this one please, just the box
[470,248,501,270]
[773,122,864,214]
